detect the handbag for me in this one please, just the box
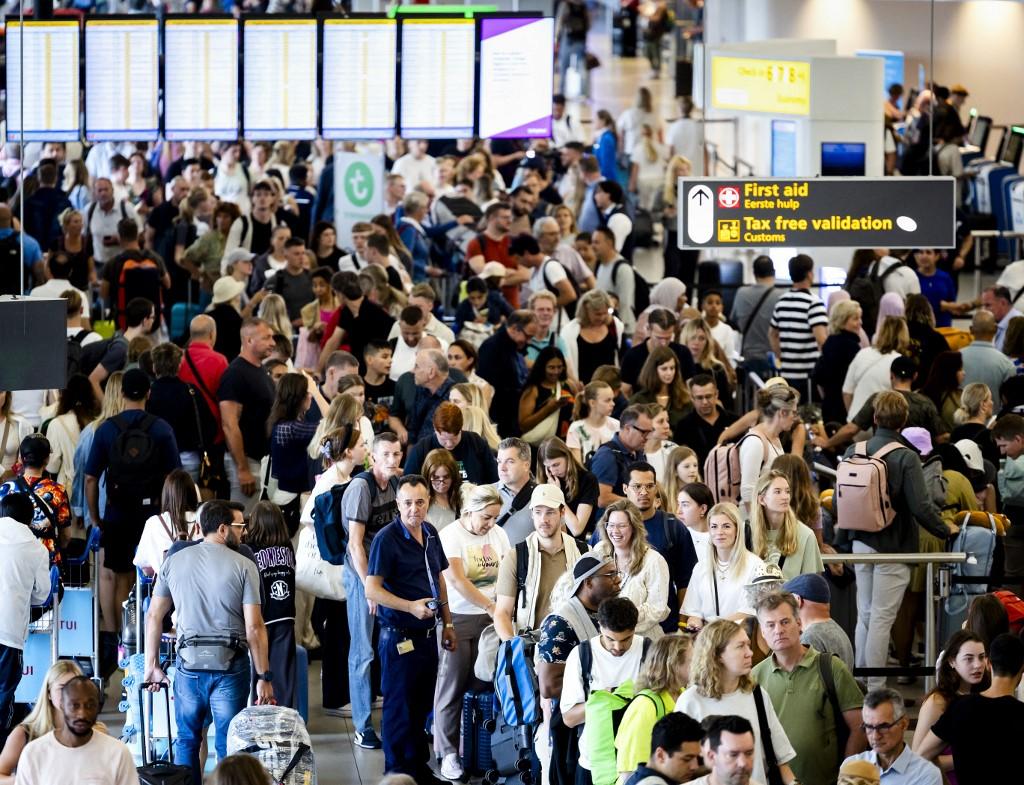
[521,382,562,446]
[260,450,298,506]
[184,350,226,494]
[474,623,501,681]
[295,525,346,601]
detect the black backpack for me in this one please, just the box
[844,260,901,337]
[66,329,90,380]
[106,414,163,510]
[0,231,24,295]
[631,208,656,249]
[78,334,128,379]
[612,258,651,317]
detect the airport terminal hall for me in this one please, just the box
[3,0,1024,784]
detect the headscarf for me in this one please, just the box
[876,292,906,338]
[828,289,870,347]
[633,277,688,344]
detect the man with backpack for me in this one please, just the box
[622,713,705,785]
[0,435,71,563]
[594,226,638,336]
[85,178,139,269]
[730,256,783,382]
[560,597,648,785]
[338,433,403,750]
[85,369,181,677]
[85,297,156,403]
[0,204,44,296]
[101,218,170,334]
[510,232,577,331]
[621,461,698,633]
[592,405,651,511]
[222,180,284,264]
[751,592,867,785]
[538,554,622,785]
[833,391,957,691]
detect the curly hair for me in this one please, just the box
[636,633,693,695]
[594,499,650,575]
[690,619,754,699]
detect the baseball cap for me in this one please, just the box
[890,356,917,380]
[18,434,51,467]
[954,439,984,473]
[783,573,831,604]
[569,552,612,596]
[950,83,969,96]
[122,368,151,401]
[530,483,565,510]
[745,561,784,588]
[901,427,933,456]
[481,261,508,279]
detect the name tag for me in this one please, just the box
[397,639,414,655]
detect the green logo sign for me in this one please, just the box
[343,162,374,208]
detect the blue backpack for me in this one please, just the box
[943,521,998,640]
[311,470,390,566]
[494,636,540,728]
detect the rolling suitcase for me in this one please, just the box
[461,690,496,777]
[137,681,193,785]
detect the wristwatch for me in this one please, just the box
[444,623,455,629]
[259,671,274,682]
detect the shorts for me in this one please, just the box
[101,517,146,573]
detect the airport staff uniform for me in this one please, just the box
[368,516,450,781]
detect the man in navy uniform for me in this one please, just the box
[366,474,457,784]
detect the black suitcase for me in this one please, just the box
[137,681,193,785]
[461,690,496,777]
[489,718,534,784]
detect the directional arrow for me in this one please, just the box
[687,185,714,244]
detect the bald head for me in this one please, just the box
[0,204,11,229]
[190,314,217,344]
[971,309,998,340]
[419,335,442,351]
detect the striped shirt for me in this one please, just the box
[770,288,827,379]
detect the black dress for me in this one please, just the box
[813,331,861,424]
[908,320,951,389]
[576,327,619,385]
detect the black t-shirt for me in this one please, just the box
[619,340,696,388]
[932,693,1024,785]
[251,544,296,624]
[272,268,314,322]
[249,216,273,257]
[674,407,739,466]
[338,301,396,370]
[566,469,600,539]
[218,356,276,460]
[364,377,396,407]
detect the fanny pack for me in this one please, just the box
[178,635,247,672]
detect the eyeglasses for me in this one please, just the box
[628,482,657,492]
[860,720,901,733]
[605,523,631,531]
[631,425,654,438]
[596,570,622,580]
[230,521,247,529]
[430,476,451,485]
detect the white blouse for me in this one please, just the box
[133,511,201,574]
[45,412,81,493]
[843,347,900,421]
[614,546,671,640]
[681,553,765,622]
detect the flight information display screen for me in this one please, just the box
[163,17,239,141]
[321,18,397,140]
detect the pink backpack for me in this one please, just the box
[703,431,772,504]
[835,441,905,532]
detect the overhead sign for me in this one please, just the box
[710,56,811,116]
[334,152,385,249]
[677,177,956,249]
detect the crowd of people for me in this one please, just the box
[0,27,1018,782]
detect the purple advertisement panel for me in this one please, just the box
[479,17,554,139]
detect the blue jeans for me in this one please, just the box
[343,566,375,733]
[173,657,249,784]
[180,451,200,485]
[558,38,586,93]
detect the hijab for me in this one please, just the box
[876,292,906,338]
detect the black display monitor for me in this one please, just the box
[821,142,867,176]
[968,115,991,151]
[1000,129,1024,168]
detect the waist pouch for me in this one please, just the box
[178,636,247,672]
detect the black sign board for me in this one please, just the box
[677,177,956,249]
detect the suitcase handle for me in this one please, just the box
[139,681,174,765]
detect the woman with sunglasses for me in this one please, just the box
[593,499,670,640]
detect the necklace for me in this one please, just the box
[715,557,730,578]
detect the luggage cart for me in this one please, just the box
[14,566,62,704]
[58,527,101,684]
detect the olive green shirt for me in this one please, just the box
[752,647,862,785]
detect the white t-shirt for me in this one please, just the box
[32,280,90,317]
[529,258,571,329]
[439,520,511,616]
[877,256,921,299]
[616,108,657,159]
[707,320,738,366]
[66,325,102,346]
[214,162,252,213]
[561,634,648,769]
[680,553,765,622]
[675,686,796,785]
[646,441,676,486]
[133,511,201,574]
[629,140,668,183]
[15,729,139,785]
[843,348,899,422]
[667,118,704,175]
[687,527,710,562]
[566,418,620,463]
[391,154,438,188]
[301,462,353,526]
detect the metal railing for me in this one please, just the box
[820,551,967,692]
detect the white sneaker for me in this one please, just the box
[440,753,464,781]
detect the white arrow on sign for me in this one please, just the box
[687,185,714,244]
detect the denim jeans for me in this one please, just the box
[343,566,375,734]
[180,451,200,485]
[173,656,250,784]
[225,454,262,515]
[852,540,910,691]
[0,644,22,748]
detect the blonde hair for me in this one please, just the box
[750,470,800,560]
[874,316,909,355]
[636,634,693,695]
[829,300,862,335]
[690,619,754,699]
[756,385,799,423]
[577,289,613,328]
[258,293,293,340]
[954,382,991,426]
[640,124,659,164]
[662,155,691,206]
[679,318,722,370]
[460,482,502,515]
[452,382,487,410]
[664,445,700,507]
[20,660,84,742]
[461,404,501,450]
[553,204,577,236]
[307,393,363,459]
[705,502,753,581]
[97,371,126,424]
[595,499,650,575]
